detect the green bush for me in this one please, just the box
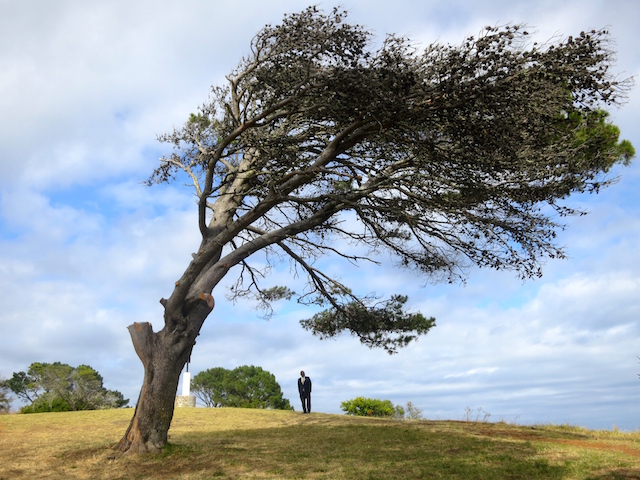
[21,396,72,414]
[340,397,402,417]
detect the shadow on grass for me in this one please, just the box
[162,422,568,479]
[51,419,640,480]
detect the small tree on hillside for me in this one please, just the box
[191,365,292,410]
[116,7,633,453]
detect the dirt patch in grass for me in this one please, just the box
[551,439,640,458]
[464,421,640,458]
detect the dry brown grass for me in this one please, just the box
[1,408,639,479]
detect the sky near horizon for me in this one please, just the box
[1,0,639,429]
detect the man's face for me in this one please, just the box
[300,371,305,377]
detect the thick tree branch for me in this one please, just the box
[127,323,157,364]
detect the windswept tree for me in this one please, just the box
[117,7,633,453]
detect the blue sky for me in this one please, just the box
[1,0,639,430]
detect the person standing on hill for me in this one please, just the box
[298,371,312,413]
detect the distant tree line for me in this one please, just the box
[1,362,129,413]
[191,365,292,410]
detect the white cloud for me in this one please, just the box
[444,367,499,379]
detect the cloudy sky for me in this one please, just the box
[1,0,638,430]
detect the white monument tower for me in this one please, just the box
[175,360,196,408]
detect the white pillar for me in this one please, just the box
[181,371,191,396]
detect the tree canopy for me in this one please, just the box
[191,365,292,410]
[2,362,129,413]
[150,7,632,354]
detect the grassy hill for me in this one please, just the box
[1,407,639,479]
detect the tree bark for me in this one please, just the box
[114,316,202,454]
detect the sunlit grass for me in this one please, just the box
[1,408,639,479]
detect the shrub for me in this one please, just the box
[340,397,399,417]
[21,396,72,414]
[405,401,424,420]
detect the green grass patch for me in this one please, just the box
[1,408,639,479]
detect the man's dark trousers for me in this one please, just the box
[300,393,311,413]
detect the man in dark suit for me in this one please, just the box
[298,370,312,413]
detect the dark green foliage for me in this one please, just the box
[21,396,72,413]
[3,362,129,413]
[340,397,403,417]
[2,371,39,403]
[301,294,435,354]
[191,365,293,410]
[191,367,230,408]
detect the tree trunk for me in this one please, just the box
[112,254,215,454]
[114,321,196,454]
